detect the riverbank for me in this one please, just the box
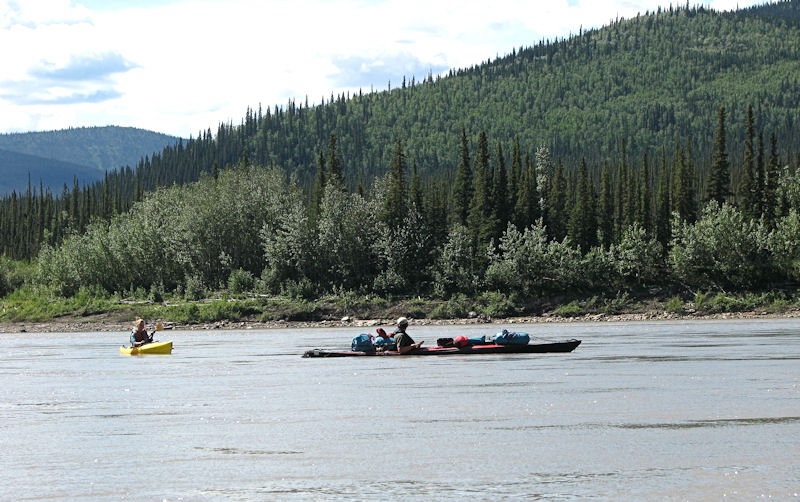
[3,307,799,333]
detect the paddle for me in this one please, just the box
[149,321,163,342]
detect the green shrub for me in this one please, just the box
[707,293,744,313]
[766,297,789,313]
[259,299,317,321]
[480,291,516,318]
[185,275,205,301]
[665,296,684,313]
[149,283,164,303]
[228,268,255,295]
[0,271,7,299]
[429,303,452,319]
[669,202,775,290]
[335,288,363,309]
[281,278,316,300]
[429,294,471,319]
[0,258,34,298]
[162,303,200,323]
[694,291,709,311]
[602,292,632,315]
[0,285,122,322]
[554,300,583,317]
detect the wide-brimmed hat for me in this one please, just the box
[397,317,409,327]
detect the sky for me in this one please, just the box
[0,0,764,138]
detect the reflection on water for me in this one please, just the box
[618,416,800,429]
[1,319,799,500]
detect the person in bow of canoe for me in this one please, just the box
[130,318,154,347]
[393,317,423,354]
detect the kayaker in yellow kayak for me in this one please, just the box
[130,318,154,347]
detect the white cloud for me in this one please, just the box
[0,0,766,137]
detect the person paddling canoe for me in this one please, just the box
[130,318,154,347]
[393,317,423,354]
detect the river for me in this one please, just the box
[1,319,798,500]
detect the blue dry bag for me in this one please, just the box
[373,336,396,350]
[351,334,374,352]
[494,329,530,345]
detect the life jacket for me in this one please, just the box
[133,329,150,343]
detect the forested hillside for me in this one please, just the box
[2,1,800,313]
[129,0,800,191]
[0,126,180,194]
[0,149,103,194]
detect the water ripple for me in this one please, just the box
[617,416,800,429]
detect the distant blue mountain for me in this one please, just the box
[0,126,180,195]
[0,148,104,195]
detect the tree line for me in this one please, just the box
[2,1,800,262]
[25,103,800,303]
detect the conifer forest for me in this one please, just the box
[2,2,800,314]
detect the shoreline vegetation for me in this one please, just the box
[2,5,800,337]
[2,292,799,333]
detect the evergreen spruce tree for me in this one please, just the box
[655,148,671,251]
[492,142,509,240]
[311,149,326,226]
[622,153,636,230]
[614,154,625,240]
[37,180,46,245]
[69,178,80,230]
[8,192,17,258]
[619,139,635,230]
[514,153,539,230]
[738,103,756,218]
[102,172,111,220]
[509,138,522,209]
[424,180,448,249]
[673,146,696,222]
[514,157,530,230]
[707,107,730,205]
[599,160,614,247]
[452,128,473,226]
[685,138,697,222]
[764,133,779,227]
[467,131,496,248]
[639,153,651,233]
[527,154,541,225]
[327,133,344,188]
[410,160,423,212]
[756,131,765,218]
[547,160,567,241]
[565,168,576,231]
[381,136,408,232]
[24,177,32,257]
[567,158,596,253]
[534,145,552,216]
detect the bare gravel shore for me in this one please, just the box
[2,309,798,334]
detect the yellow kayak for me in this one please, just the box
[119,340,173,355]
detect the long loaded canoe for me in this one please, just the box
[119,340,173,355]
[303,338,581,358]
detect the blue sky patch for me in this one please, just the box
[30,52,138,82]
[330,53,448,89]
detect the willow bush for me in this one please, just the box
[37,166,295,296]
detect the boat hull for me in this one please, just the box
[119,340,173,355]
[303,339,580,358]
